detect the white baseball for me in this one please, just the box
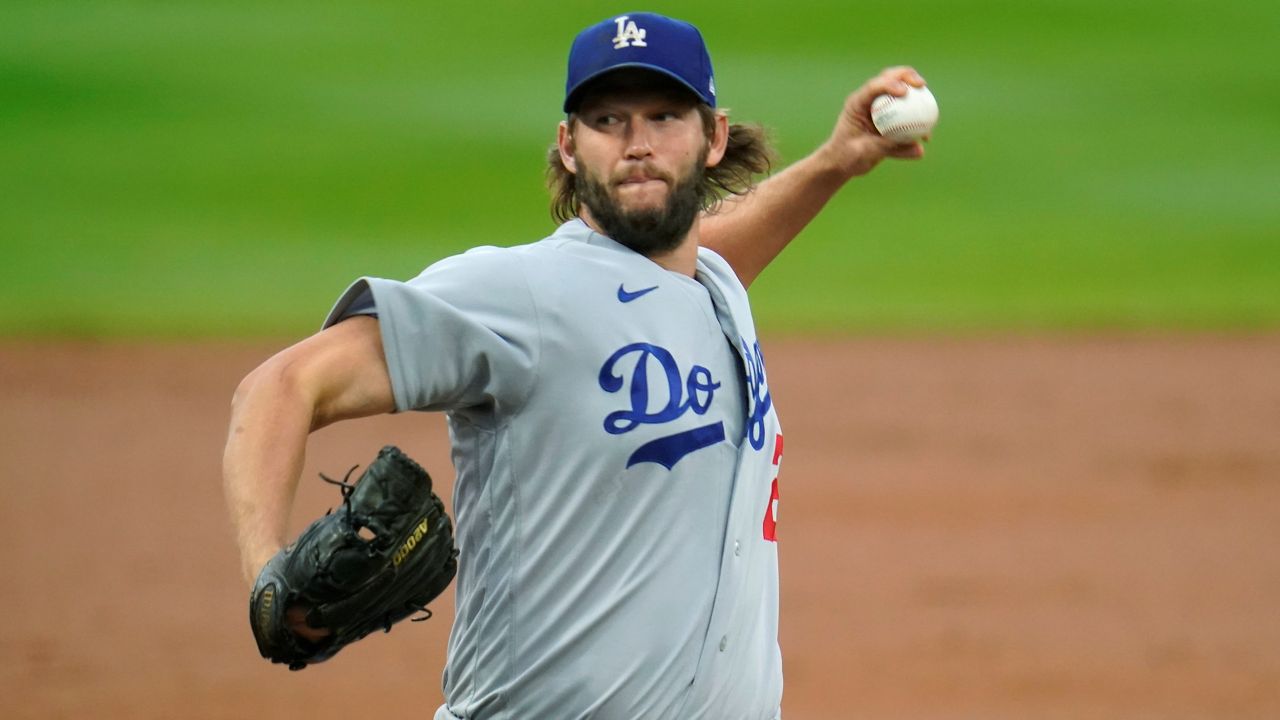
[871,85,938,143]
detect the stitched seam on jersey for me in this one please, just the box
[459,423,485,714]
[487,423,516,718]
[498,430,517,719]
[498,249,541,716]
[507,250,543,414]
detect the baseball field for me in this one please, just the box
[3,1,1278,718]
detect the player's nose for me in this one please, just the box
[623,120,654,159]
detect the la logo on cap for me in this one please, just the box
[612,15,648,49]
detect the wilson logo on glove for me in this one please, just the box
[256,586,275,628]
[394,518,432,567]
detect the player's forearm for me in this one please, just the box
[701,140,851,288]
[222,359,316,586]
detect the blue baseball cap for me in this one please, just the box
[563,12,716,113]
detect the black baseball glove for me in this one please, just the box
[249,445,458,670]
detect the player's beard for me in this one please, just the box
[576,148,707,257]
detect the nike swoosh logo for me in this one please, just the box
[617,284,659,303]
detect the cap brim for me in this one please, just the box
[563,62,710,113]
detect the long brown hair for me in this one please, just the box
[547,104,775,224]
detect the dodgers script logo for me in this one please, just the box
[599,343,724,470]
[740,338,772,451]
[611,15,648,49]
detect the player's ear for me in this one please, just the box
[557,120,578,175]
[705,111,729,168]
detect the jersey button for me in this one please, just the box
[719,636,728,652]
[734,540,741,556]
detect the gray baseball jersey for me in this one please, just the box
[324,219,784,719]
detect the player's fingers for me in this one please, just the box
[879,65,925,87]
[867,67,927,101]
[860,132,914,156]
[862,128,922,154]
[853,78,906,105]
[844,81,903,122]
[286,604,332,642]
[851,69,919,108]
[886,141,925,159]
[900,67,927,88]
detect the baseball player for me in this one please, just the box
[223,11,927,719]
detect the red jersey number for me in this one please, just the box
[762,433,783,541]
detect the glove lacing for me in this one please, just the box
[320,464,437,629]
[319,465,362,517]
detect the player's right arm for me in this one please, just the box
[700,66,928,288]
[222,315,395,587]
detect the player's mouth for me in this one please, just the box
[617,175,666,187]
[613,163,671,188]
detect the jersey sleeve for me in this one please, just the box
[321,248,540,414]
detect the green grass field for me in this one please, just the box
[2,0,1277,337]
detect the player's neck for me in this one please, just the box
[578,211,700,277]
[645,219,699,277]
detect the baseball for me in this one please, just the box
[871,85,938,143]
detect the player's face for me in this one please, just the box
[565,83,713,256]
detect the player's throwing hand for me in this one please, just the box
[824,66,930,178]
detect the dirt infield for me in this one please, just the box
[3,336,1278,719]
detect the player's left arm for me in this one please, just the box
[700,66,929,288]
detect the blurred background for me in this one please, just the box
[3,0,1276,336]
[2,2,1278,719]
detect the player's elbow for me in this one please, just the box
[230,349,319,424]
[231,320,394,432]
[229,365,263,414]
